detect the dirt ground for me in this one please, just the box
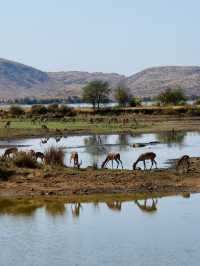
[0,157,200,197]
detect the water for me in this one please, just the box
[0,193,199,266]
[0,131,200,169]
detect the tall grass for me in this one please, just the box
[13,151,38,168]
[44,146,65,166]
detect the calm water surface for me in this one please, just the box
[0,194,200,266]
[0,131,200,169]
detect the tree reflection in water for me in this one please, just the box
[156,131,186,147]
[84,135,108,166]
[134,198,158,213]
[45,202,66,217]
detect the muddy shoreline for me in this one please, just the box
[1,158,200,197]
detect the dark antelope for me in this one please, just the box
[3,147,18,159]
[101,153,123,169]
[133,152,157,170]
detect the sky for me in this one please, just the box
[0,0,199,76]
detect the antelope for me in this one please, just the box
[176,155,190,173]
[133,152,157,170]
[101,152,123,169]
[4,121,11,128]
[41,124,48,130]
[35,152,45,162]
[3,147,18,159]
[70,151,82,168]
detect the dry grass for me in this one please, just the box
[13,151,38,168]
[44,146,65,166]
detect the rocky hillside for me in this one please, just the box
[126,66,200,98]
[0,58,200,100]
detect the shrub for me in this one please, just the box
[13,151,38,168]
[30,105,48,115]
[47,104,59,113]
[0,167,13,181]
[9,105,25,116]
[114,87,130,106]
[44,146,65,166]
[129,97,142,107]
[59,105,73,115]
[156,87,187,105]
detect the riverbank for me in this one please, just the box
[1,115,200,139]
[0,157,200,197]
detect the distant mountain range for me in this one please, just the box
[0,58,200,100]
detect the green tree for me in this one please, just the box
[114,87,130,106]
[156,87,187,105]
[129,97,142,107]
[82,80,110,110]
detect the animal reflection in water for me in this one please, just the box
[106,201,122,212]
[135,199,158,213]
[71,203,82,218]
[101,153,123,169]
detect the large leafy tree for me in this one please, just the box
[114,87,130,106]
[156,87,187,105]
[82,80,110,109]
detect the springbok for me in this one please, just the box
[70,151,82,168]
[3,147,18,159]
[133,152,157,170]
[101,153,123,169]
[4,121,11,128]
[176,155,190,173]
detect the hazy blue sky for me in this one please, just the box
[0,0,199,75]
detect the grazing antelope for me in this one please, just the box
[176,155,190,173]
[70,151,82,168]
[133,152,157,170]
[3,147,18,159]
[135,199,158,213]
[35,152,45,162]
[41,124,48,130]
[101,153,123,169]
[4,121,11,128]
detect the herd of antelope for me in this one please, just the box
[2,145,190,173]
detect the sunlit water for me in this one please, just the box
[0,131,200,169]
[0,194,200,266]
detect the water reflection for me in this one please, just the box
[71,203,82,219]
[156,131,186,147]
[0,197,162,218]
[134,199,158,213]
[106,201,122,212]
[45,202,66,217]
